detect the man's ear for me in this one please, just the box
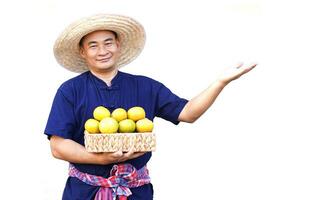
[116,40,121,49]
[79,47,85,58]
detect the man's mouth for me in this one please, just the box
[96,57,111,62]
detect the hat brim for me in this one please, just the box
[53,14,145,73]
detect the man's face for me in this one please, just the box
[79,30,120,72]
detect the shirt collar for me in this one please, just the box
[88,70,122,90]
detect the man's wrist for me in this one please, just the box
[214,79,229,89]
[88,152,107,165]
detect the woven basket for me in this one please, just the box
[84,131,156,152]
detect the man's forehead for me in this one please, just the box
[79,30,118,47]
[84,30,116,39]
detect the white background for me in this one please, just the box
[0,0,309,199]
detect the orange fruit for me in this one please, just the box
[99,117,119,134]
[84,119,100,133]
[127,106,146,121]
[111,108,127,122]
[93,106,110,121]
[119,119,136,133]
[136,118,154,133]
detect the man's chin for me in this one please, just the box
[96,61,116,68]
[96,65,117,71]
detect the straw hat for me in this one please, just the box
[53,14,146,73]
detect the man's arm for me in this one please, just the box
[178,63,257,123]
[50,135,145,165]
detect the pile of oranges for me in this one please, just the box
[84,106,154,134]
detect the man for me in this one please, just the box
[45,14,256,200]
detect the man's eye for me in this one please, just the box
[90,45,97,48]
[105,42,113,46]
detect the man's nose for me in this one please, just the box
[98,46,109,55]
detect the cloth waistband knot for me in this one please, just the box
[69,163,150,200]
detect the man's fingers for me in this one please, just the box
[111,150,123,158]
[123,147,136,158]
[108,147,146,163]
[235,62,244,69]
[132,152,146,158]
[235,62,257,70]
[249,63,257,69]
[244,63,257,73]
[124,149,146,160]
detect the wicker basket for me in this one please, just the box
[84,131,156,152]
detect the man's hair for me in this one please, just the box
[79,30,118,48]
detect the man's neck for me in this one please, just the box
[90,68,118,87]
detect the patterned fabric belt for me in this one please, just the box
[69,163,151,200]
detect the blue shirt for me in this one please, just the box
[44,71,188,200]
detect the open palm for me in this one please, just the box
[218,63,257,84]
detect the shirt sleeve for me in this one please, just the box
[155,83,188,125]
[44,86,77,140]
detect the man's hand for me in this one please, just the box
[218,63,257,85]
[102,149,146,164]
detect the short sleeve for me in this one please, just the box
[44,87,77,140]
[155,83,188,125]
